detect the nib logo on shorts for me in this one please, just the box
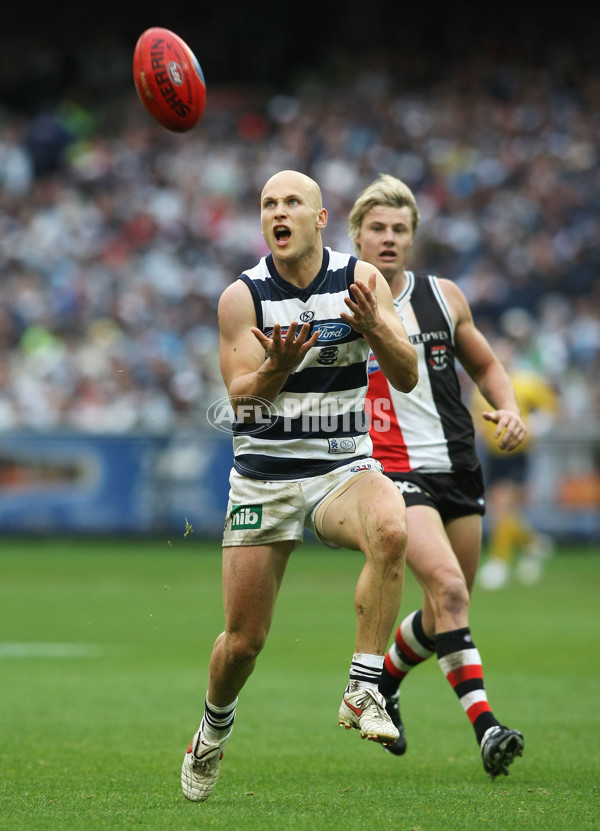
[230,504,262,529]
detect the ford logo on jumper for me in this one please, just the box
[314,323,351,343]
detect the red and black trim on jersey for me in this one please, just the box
[367,271,479,474]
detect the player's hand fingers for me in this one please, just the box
[251,327,270,348]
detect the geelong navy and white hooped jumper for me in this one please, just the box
[367,271,479,474]
[233,247,372,480]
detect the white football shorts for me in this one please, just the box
[222,458,383,548]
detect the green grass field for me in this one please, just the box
[1,536,599,830]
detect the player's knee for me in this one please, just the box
[437,572,470,615]
[388,516,408,558]
[225,628,266,667]
[371,513,408,569]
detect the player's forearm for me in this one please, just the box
[227,360,291,418]
[476,363,520,414]
[367,329,418,392]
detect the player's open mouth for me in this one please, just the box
[274,225,291,244]
[380,249,396,259]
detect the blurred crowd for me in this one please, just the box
[0,52,599,434]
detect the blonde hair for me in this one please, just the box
[348,174,420,254]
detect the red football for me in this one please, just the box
[133,27,206,132]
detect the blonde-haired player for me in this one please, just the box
[350,173,525,778]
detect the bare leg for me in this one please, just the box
[317,471,408,654]
[404,506,481,638]
[208,541,294,706]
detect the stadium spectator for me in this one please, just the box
[0,53,598,437]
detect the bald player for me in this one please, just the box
[181,170,418,801]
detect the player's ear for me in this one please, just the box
[316,208,328,229]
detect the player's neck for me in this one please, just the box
[388,270,408,298]
[272,246,324,288]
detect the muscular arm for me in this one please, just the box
[218,280,319,417]
[440,279,527,451]
[340,262,418,393]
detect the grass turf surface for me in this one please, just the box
[1,537,599,830]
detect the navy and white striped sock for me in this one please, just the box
[347,652,384,691]
[202,696,238,742]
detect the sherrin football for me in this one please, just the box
[133,27,206,132]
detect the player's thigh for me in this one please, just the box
[445,513,482,592]
[405,504,464,590]
[318,471,407,552]
[222,541,294,638]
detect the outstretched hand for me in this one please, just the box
[251,321,319,373]
[340,273,380,333]
[482,410,527,451]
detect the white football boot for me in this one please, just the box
[338,681,400,744]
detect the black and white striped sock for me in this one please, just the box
[202,696,238,742]
[347,652,384,691]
